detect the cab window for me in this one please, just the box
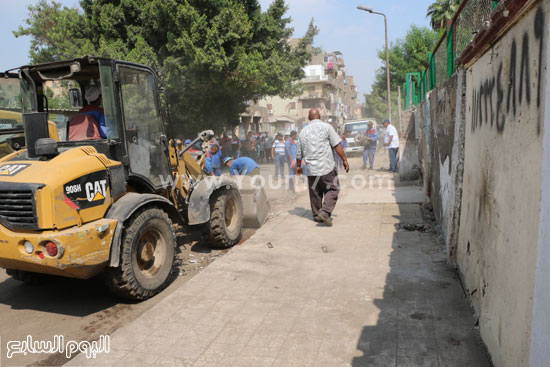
[118,66,170,187]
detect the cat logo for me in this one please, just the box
[0,164,30,176]
[85,180,107,202]
[64,171,109,210]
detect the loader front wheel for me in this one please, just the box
[104,207,176,300]
[207,188,243,248]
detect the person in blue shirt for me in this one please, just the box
[224,156,260,176]
[335,133,348,171]
[79,85,107,138]
[362,121,379,170]
[204,144,223,176]
[286,131,298,191]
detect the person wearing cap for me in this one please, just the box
[383,119,399,173]
[224,156,260,176]
[79,84,106,138]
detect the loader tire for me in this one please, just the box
[207,187,243,248]
[104,207,176,300]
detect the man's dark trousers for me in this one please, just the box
[307,169,340,218]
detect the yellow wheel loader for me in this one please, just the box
[0,57,244,300]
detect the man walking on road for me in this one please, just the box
[286,131,298,192]
[272,133,286,179]
[296,108,349,226]
[383,119,399,173]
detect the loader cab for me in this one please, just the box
[13,57,171,193]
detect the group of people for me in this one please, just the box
[173,135,260,177]
[347,119,400,173]
[175,111,400,228]
[223,131,276,163]
[203,143,260,177]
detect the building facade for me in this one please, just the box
[258,50,360,134]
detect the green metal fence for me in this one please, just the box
[404,0,497,109]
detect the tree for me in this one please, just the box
[14,0,318,135]
[363,25,438,124]
[427,0,462,31]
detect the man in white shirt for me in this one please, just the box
[383,119,399,173]
[271,133,286,179]
[296,108,349,226]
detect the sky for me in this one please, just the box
[1,0,434,98]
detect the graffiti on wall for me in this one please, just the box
[471,6,545,135]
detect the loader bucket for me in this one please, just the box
[239,176,271,228]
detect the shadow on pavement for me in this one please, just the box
[0,274,124,317]
[0,226,211,317]
[350,200,491,366]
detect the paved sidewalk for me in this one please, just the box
[67,179,490,367]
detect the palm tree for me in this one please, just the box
[427,0,462,31]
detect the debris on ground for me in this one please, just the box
[399,223,430,232]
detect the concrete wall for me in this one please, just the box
[456,3,548,366]
[408,72,466,260]
[409,2,550,364]
[427,72,466,262]
[398,110,420,181]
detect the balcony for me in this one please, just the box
[302,75,329,84]
[299,92,330,101]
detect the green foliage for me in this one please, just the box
[363,25,438,124]
[427,0,462,31]
[14,0,318,135]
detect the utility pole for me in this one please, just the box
[357,5,392,121]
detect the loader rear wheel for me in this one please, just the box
[207,188,243,248]
[104,207,176,300]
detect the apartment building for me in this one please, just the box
[258,50,359,134]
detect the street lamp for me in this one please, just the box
[357,5,392,122]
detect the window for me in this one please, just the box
[267,104,273,110]
[302,100,317,109]
[119,65,170,187]
[0,77,22,130]
[99,63,119,139]
[289,102,296,110]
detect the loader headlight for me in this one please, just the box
[23,241,34,254]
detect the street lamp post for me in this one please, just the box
[357,5,392,122]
